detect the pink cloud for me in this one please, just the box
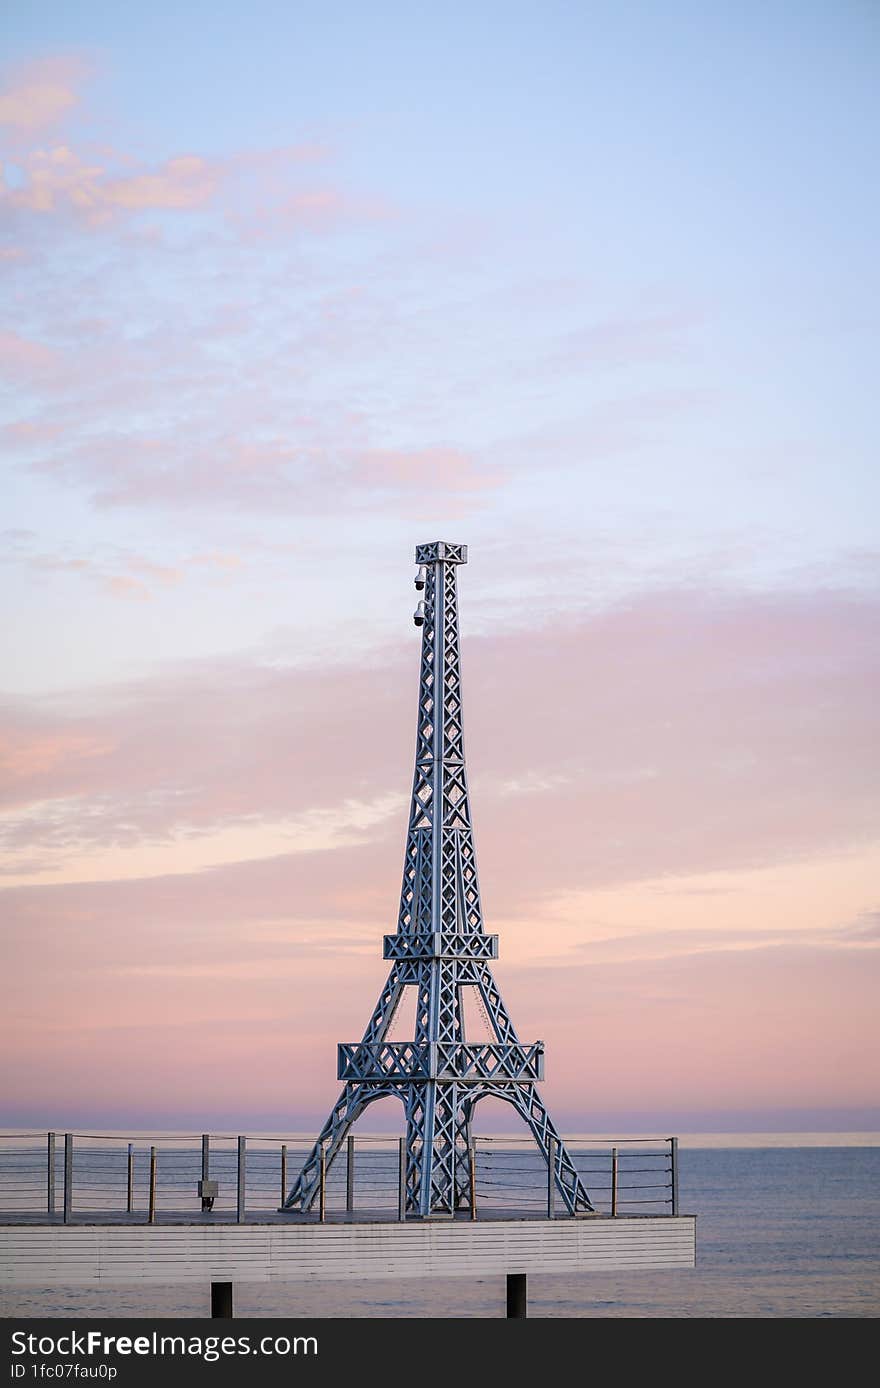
[844,910,880,941]
[0,55,342,233]
[239,185,394,236]
[101,155,218,211]
[1,586,877,896]
[1,534,190,601]
[1,98,371,234]
[0,56,89,134]
[0,730,111,780]
[2,868,877,1126]
[355,448,500,495]
[539,310,699,373]
[467,590,880,904]
[36,433,503,515]
[0,329,58,375]
[3,419,63,441]
[103,574,150,600]
[504,940,880,1124]
[227,143,332,174]
[4,146,219,221]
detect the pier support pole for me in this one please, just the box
[211,1282,233,1319]
[506,1273,527,1319]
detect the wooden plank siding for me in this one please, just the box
[2,1216,695,1285]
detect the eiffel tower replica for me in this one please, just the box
[283,542,594,1218]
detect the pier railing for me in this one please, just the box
[0,1132,679,1222]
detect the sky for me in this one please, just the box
[1,1,878,1135]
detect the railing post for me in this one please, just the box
[547,1136,557,1219]
[398,1137,406,1221]
[47,1133,55,1216]
[318,1146,326,1223]
[126,1143,134,1214]
[469,1139,477,1221]
[611,1146,619,1217]
[63,1133,73,1224]
[346,1135,355,1213]
[148,1146,157,1224]
[237,1137,246,1224]
[670,1137,679,1216]
[199,1134,215,1212]
[280,1144,287,1209]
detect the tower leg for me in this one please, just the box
[284,969,408,1210]
[516,1088,593,1213]
[283,1083,400,1211]
[477,1084,594,1214]
[454,1097,475,1210]
[404,1086,430,1216]
[282,1086,360,1210]
[406,1083,473,1216]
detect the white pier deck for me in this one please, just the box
[2,1212,695,1289]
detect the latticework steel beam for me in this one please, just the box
[283,543,594,1217]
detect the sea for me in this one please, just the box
[2,1134,878,1318]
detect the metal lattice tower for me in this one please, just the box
[283,542,594,1217]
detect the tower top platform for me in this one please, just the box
[415,541,467,565]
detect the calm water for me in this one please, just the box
[3,1146,879,1318]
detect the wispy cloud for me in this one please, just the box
[1,585,877,894]
[0,329,59,375]
[842,909,880,942]
[233,184,394,238]
[564,919,880,966]
[30,433,502,515]
[5,146,219,220]
[521,310,701,379]
[3,860,878,1125]
[0,55,90,135]
[1,530,240,601]
[0,57,370,236]
[1,143,345,228]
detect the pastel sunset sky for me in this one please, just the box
[2,2,878,1133]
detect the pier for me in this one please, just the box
[1,1130,694,1316]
